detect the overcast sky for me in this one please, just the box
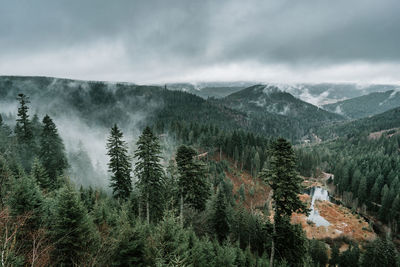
[1,0,400,84]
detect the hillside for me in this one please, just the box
[253,83,400,106]
[323,90,400,119]
[216,84,344,142]
[317,106,400,140]
[0,76,249,131]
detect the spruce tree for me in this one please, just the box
[0,114,12,153]
[329,243,340,267]
[211,188,230,243]
[391,194,400,232]
[15,94,36,170]
[358,176,367,205]
[15,93,33,143]
[31,158,51,191]
[39,114,68,188]
[134,126,164,223]
[379,185,390,222]
[176,145,210,213]
[51,185,96,266]
[7,173,43,230]
[259,138,308,267]
[107,124,132,201]
[339,243,360,267]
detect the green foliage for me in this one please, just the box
[134,126,164,221]
[15,93,33,144]
[112,222,146,267]
[7,173,43,230]
[274,219,308,266]
[260,138,308,266]
[39,114,68,188]
[309,239,328,267]
[0,155,13,208]
[31,158,50,191]
[51,185,98,265]
[211,188,230,243]
[329,243,340,267]
[176,145,210,211]
[323,90,400,119]
[361,238,398,267]
[15,93,36,170]
[260,138,308,219]
[339,243,360,267]
[107,124,132,201]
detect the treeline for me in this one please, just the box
[154,120,271,178]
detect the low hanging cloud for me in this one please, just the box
[1,0,400,84]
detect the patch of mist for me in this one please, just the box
[249,98,267,107]
[262,85,282,95]
[265,103,291,115]
[298,89,331,107]
[0,79,163,190]
[334,105,344,115]
[0,101,18,124]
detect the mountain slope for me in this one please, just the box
[215,85,344,141]
[317,106,400,139]
[0,76,249,131]
[323,90,400,119]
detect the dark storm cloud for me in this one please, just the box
[1,0,400,83]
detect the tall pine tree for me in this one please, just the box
[51,185,97,266]
[39,114,68,188]
[15,94,36,170]
[176,145,210,217]
[259,138,308,267]
[211,187,230,243]
[31,158,51,191]
[134,126,164,223]
[15,94,33,144]
[107,124,132,201]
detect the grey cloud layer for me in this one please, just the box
[1,0,400,82]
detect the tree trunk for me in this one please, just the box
[146,193,150,224]
[270,221,275,267]
[180,194,184,226]
[138,201,141,220]
[270,194,275,267]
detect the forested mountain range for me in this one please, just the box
[316,106,400,140]
[1,75,400,266]
[0,76,345,143]
[323,90,400,119]
[213,84,344,141]
[165,82,400,107]
[165,82,250,99]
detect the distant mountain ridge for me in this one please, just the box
[210,84,344,141]
[165,81,400,107]
[221,84,343,120]
[316,106,400,140]
[0,76,342,143]
[322,90,400,119]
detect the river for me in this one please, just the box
[307,187,331,227]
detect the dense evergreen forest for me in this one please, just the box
[298,126,400,233]
[1,79,400,266]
